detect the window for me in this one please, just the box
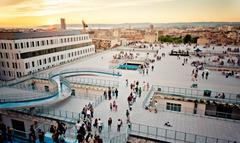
[15,43,18,49]
[25,63,29,69]
[0,52,2,58]
[20,42,92,59]
[15,63,18,69]
[41,41,44,46]
[48,57,51,63]
[21,43,24,48]
[26,42,29,48]
[5,53,9,59]
[12,63,15,68]
[9,43,12,49]
[53,56,56,62]
[16,54,19,59]
[39,60,42,65]
[51,40,53,44]
[37,41,40,46]
[3,43,7,49]
[43,59,47,64]
[166,103,181,112]
[46,40,49,45]
[31,41,35,47]
[6,62,9,68]
[32,61,35,67]
[57,55,59,60]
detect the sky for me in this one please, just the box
[0,0,240,27]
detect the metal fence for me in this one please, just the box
[155,104,240,122]
[59,68,122,77]
[34,107,81,123]
[129,123,238,143]
[142,85,240,122]
[0,92,56,103]
[151,85,240,104]
[67,77,119,88]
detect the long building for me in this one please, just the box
[0,30,95,81]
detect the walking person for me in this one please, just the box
[115,88,118,99]
[126,79,128,87]
[108,87,111,100]
[98,118,103,133]
[103,91,107,100]
[138,87,142,97]
[206,71,209,80]
[117,119,122,132]
[126,110,130,119]
[108,117,112,131]
[201,72,205,79]
[110,102,113,111]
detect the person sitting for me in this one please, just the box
[164,122,172,127]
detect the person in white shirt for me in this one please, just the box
[75,120,81,131]
[98,118,103,133]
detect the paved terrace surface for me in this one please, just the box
[35,45,240,141]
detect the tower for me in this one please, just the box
[60,18,66,30]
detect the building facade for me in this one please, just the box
[0,30,95,81]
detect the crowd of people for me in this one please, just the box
[103,87,119,100]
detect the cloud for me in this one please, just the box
[0,0,175,17]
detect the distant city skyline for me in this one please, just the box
[0,0,240,27]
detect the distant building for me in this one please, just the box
[144,32,157,43]
[0,30,95,81]
[60,18,66,30]
[90,29,121,50]
[197,37,209,45]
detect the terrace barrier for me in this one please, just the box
[129,123,238,143]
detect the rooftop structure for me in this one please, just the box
[0,43,239,143]
[0,30,95,81]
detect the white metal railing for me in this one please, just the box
[129,123,238,143]
[67,76,119,88]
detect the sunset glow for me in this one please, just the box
[0,0,240,27]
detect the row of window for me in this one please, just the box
[0,52,19,60]
[0,43,12,50]
[21,42,92,59]
[0,70,22,78]
[25,47,95,69]
[166,102,181,112]
[1,61,20,69]
[13,35,89,49]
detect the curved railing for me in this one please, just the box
[0,71,67,108]
[0,92,56,103]
[59,68,122,77]
[0,68,120,109]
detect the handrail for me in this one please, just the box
[129,123,238,143]
[67,76,119,88]
[151,85,240,104]
[154,103,240,122]
[0,92,56,103]
[142,85,240,122]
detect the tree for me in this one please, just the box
[183,34,192,44]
